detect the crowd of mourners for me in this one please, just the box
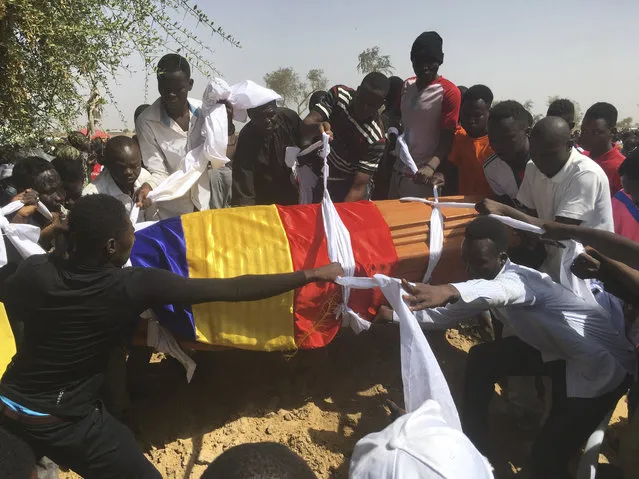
[2,29,639,479]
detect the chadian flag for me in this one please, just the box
[130,201,398,351]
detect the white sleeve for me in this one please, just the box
[554,170,600,221]
[136,119,167,188]
[515,163,536,210]
[415,273,533,329]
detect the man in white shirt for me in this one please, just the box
[480,116,614,282]
[83,136,157,223]
[135,54,216,219]
[398,216,634,478]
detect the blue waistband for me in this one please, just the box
[0,395,50,417]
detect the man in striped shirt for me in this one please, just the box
[303,73,389,202]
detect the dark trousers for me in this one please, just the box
[463,336,630,479]
[0,403,160,479]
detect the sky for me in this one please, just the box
[100,0,639,130]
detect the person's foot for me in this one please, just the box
[374,305,394,323]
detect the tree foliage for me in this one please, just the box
[522,100,544,124]
[263,67,328,115]
[356,46,394,76]
[617,117,635,131]
[0,0,238,144]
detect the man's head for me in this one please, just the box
[67,194,134,267]
[0,427,37,479]
[12,156,64,212]
[308,91,327,112]
[352,72,390,121]
[462,216,509,280]
[134,104,151,123]
[410,31,444,87]
[156,54,193,115]
[385,76,404,111]
[103,136,142,193]
[547,99,575,130]
[487,100,532,166]
[620,149,639,206]
[579,102,617,156]
[52,149,85,210]
[247,100,278,135]
[529,116,573,178]
[460,84,493,138]
[200,442,316,479]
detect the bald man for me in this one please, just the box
[83,136,158,223]
[478,116,614,281]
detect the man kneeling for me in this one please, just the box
[382,216,635,478]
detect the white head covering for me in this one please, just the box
[350,399,494,479]
[229,80,281,122]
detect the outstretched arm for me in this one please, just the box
[544,222,639,270]
[130,263,343,307]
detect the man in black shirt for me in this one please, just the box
[231,101,303,206]
[0,194,343,478]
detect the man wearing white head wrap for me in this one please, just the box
[350,399,493,479]
[230,81,305,206]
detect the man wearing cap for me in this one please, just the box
[231,99,304,206]
[390,31,461,199]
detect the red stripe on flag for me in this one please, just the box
[277,201,398,349]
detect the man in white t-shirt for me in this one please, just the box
[479,116,613,281]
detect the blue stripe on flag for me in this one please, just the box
[130,217,196,340]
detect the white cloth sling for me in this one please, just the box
[285,140,323,205]
[0,200,50,266]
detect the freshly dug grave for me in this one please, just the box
[61,325,628,478]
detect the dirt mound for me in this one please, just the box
[60,325,627,478]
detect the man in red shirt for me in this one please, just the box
[579,102,625,195]
[389,31,461,199]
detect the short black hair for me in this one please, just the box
[52,156,85,184]
[134,104,151,123]
[104,135,138,164]
[200,442,316,479]
[157,53,191,78]
[0,427,36,479]
[12,156,55,192]
[68,194,129,259]
[308,91,327,110]
[584,102,618,128]
[465,216,509,253]
[361,71,390,96]
[547,99,575,119]
[619,149,639,181]
[488,100,532,129]
[462,84,493,107]
[387,76,404,105]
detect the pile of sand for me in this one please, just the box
[60,325,628,478]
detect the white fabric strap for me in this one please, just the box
[0,200,48,267]
[337,274,461,428]
[389,128,418,175]
[285,140,324,205]
[317,133,370,333]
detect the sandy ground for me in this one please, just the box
[60,324,629,478]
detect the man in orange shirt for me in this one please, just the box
[447,84,494,196]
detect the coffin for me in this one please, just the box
[129,197,479,352]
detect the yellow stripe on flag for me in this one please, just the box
[0,303,16,378]
[182,206,297,351]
